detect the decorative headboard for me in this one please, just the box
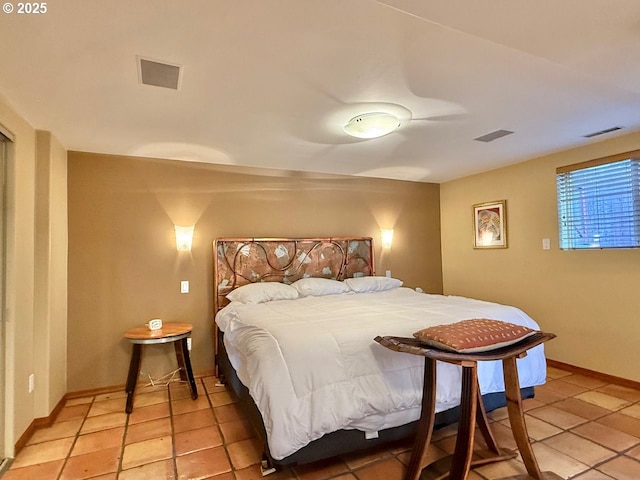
[213,237,374,312]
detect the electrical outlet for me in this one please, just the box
[180,280,189,293]
[28,374,34,393]
[187,338,192,352]
[385,270,391,278]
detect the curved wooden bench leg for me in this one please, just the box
[503,356,543,479]
[449,362,478,480]
[475,383,501,455]
[404,357,438,480]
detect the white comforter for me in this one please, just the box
[215,287,546,460]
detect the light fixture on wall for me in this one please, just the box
[380,229,394,249]
[344,112,400,139]
[175,225,195,252]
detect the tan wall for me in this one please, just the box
[441,132,640,382]
[67,152,442,391]
[0,97,67,456]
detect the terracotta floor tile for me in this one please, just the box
[121,436,173,470]
[119,459,176,480]
[94,390,128,402]
[2,459,64,480]
[486,421,518,451]
[597,455,640,480]
[56,403,91,423]
[295,456,350,480]
[624,443,640,460]
[619,403,640,420]
[11,437,75,468]
[533,386,566,404]
[171,395,211,415]
[64,396,94,406]
[131,389,169,408]
[553,397,612,420]
[70,426,125,457]
[88,397,127,417]
[531,442,589,478]
[488,406,509,421]
[80,412,127,434]
[175,446,231,479]
[527,405,588,429]
[213,403,244,423]
[473,457,529,479]
[597,412,640,438]
[543,379,589,397]
[341,444,393,470]
[572,421,640,451]
[234,464,297,480]
[127,402,170,425]
[84,474,118,480]
[170,381,207,400]
[173,408,217,434]
[576,391,632,411]
[27,419,83,444]
[174,425,223,456]
[352,457,405,480]
[226,437,263,470]
[218,418,255,444]
[202,377,228,395]
[125,417,172,444]
[560,374,608,390]
[572,470,616,479]
[546,367,573,379]
[59,446,121,480]
[597,384,640,403]
[209,391,237,407]
[542,431,616,466]
[499,415,562,441]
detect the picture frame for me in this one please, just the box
[473,200,507,249]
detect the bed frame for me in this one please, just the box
[212,237,534,469]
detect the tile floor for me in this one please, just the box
[4,367,640,479]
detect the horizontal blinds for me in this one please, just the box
[557,157,640,249]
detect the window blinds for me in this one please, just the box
[556,153,640,249]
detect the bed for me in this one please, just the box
[213,237,547,470]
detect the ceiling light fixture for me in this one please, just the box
[343,112,400,139]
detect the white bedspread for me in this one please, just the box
[215,287,547,460]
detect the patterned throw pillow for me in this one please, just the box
[413,318,537,353]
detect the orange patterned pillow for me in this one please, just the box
[413,318,537,353]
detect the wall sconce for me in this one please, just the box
[175,225,195,252]
[380,229,394,249]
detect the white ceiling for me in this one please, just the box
[2,0,640,183]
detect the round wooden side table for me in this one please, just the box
[123,322,198,413]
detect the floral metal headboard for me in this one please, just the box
[213,237,374,312]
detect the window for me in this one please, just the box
[556,150,640,249]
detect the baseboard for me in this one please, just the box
[547,359,640,391]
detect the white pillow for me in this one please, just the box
[226,282,299,304]
[291,278,351,297]
[345,276,403,293]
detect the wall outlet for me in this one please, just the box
[180,280,189,293]
[28,374,35,393]
[385,270,391,278]
[187,338,192,352]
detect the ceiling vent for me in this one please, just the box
[583,126,623,138]
[474,129,514,143]
[137,57,182,90]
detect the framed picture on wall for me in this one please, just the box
[473,200,507,249]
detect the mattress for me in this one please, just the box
[215,287,547,460]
